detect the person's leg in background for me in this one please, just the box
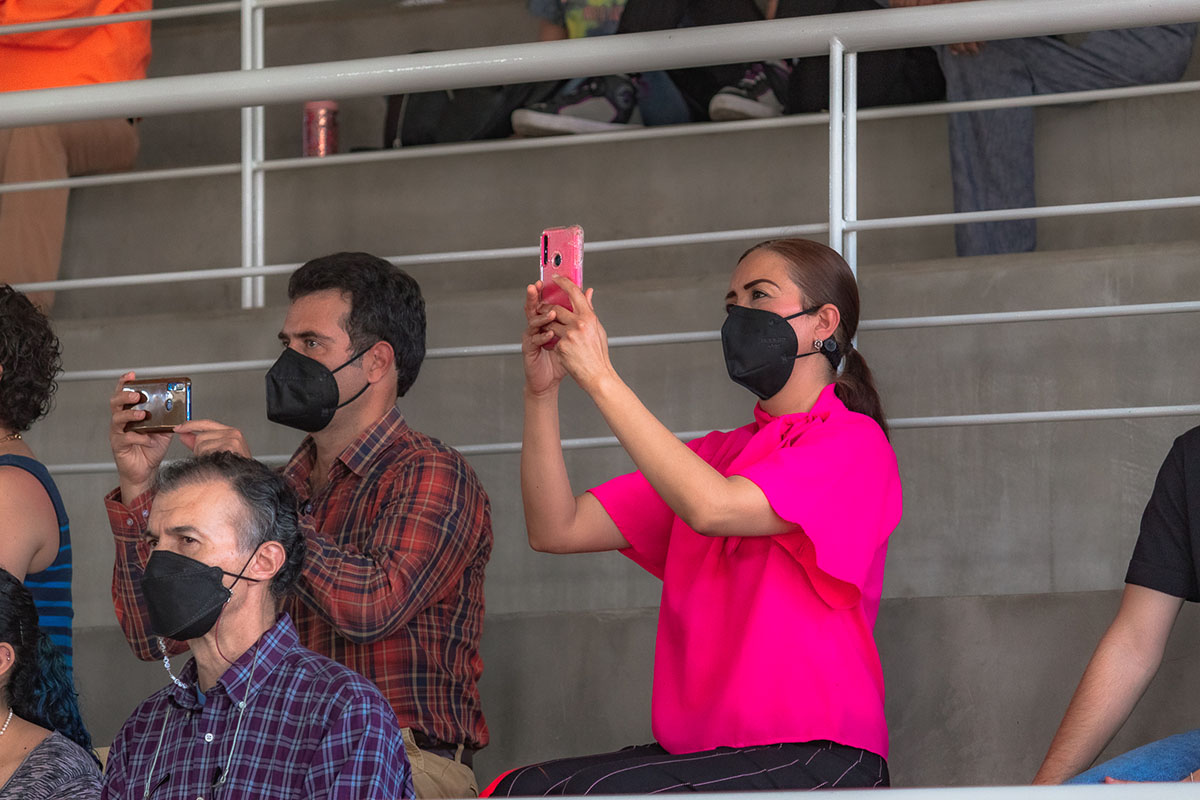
[1066,728,1200,784]
[938,24,1196,257]
[0,118,138,310]
[778,0,944,114]
[620,0,763,120]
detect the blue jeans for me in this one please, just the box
[1067,729,1200,783]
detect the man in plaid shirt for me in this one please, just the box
[101,452,412,800]
[106,253,492,798]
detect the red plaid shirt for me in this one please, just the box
[106,407,492,749]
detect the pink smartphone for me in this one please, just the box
[540,225,584,312]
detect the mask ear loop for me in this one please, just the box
[214,548,262,666]
[329,343,377,411]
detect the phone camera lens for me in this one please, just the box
[553,253,562,267]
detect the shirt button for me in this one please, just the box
[126,518,134,525]
[204,732,214,743]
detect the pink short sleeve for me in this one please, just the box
[735,417,902,608]
[589,470,675,579]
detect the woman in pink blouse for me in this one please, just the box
[492,238,902,795]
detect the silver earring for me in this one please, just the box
[813,339,823,351]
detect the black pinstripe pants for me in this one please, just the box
[488,740,888,795]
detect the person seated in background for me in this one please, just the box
[1032,427,1200,784]
[510,0,691,136]
[0,0,152,311]
[893,0,1198,256]
[106,253,491,798]
[0,285,75,669]
[101,452,412,799]
[485,238,901,794]
[515,0,943,134]
[0,567,99,800]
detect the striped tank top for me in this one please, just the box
[0,455,73,668]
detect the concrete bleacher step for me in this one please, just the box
[52,0,1200,320]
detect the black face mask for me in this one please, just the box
[141,550,259,641]
[721,305,840,400]
[265,346,372,433]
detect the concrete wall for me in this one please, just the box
[24,0,1200,789]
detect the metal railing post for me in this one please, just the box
[828,38,845,255]
[239,0,265,307]
[253,2,266,306]
[843,50,858,274]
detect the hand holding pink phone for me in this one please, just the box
[539,225,583,349]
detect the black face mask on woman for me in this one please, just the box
[265,346,372,433]
[141,550,260,641]
[721,305,840,400]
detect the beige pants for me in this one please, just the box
[401,727,479,799]
[0,119,139,310]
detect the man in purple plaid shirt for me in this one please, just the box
[101,452,412,800]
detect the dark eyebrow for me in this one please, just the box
[743,279,780,291]
[726,278,781,300]
[279,330,330,343]
[165,525,203,538]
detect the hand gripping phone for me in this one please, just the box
[539,225,584,351]
[123,377,192,433]
[540,225,583,311]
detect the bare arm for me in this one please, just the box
[521,283,628,554]
[1033,584,1183,784]
[0,468,58,579]
[536,20,567,41]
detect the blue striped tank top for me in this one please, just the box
[0,455,73,669]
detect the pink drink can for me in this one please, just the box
[303,100,339,157]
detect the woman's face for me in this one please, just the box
[725,249,808,316]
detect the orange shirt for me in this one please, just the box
[0,0,151,92]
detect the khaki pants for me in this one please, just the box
[401,727,479,799]
[0,119,139,310]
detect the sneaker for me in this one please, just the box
[708,61,791,121]
[511,75,642,136]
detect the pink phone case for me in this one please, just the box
[540,225,584,312]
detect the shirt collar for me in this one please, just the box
[752,382,843,430]
[167,614,300,711]
[282,405,407,488]
[338,406,407,477]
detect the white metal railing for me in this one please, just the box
[4,0,1200,474]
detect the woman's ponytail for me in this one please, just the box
[835,345,889,439]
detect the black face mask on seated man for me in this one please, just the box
[264,346,372,433]
[720,305,841,401]
[141,549,260,641]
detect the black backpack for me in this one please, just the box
[384,79,565,147]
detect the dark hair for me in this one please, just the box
[739,239,889,437]
[0,568,95,761]
[0,285,63,433]
[287,252,426,398]
[154,452,305,598]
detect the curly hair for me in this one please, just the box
[0,568,96,763]
[154,452,305,598]
[0,285,62,433]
